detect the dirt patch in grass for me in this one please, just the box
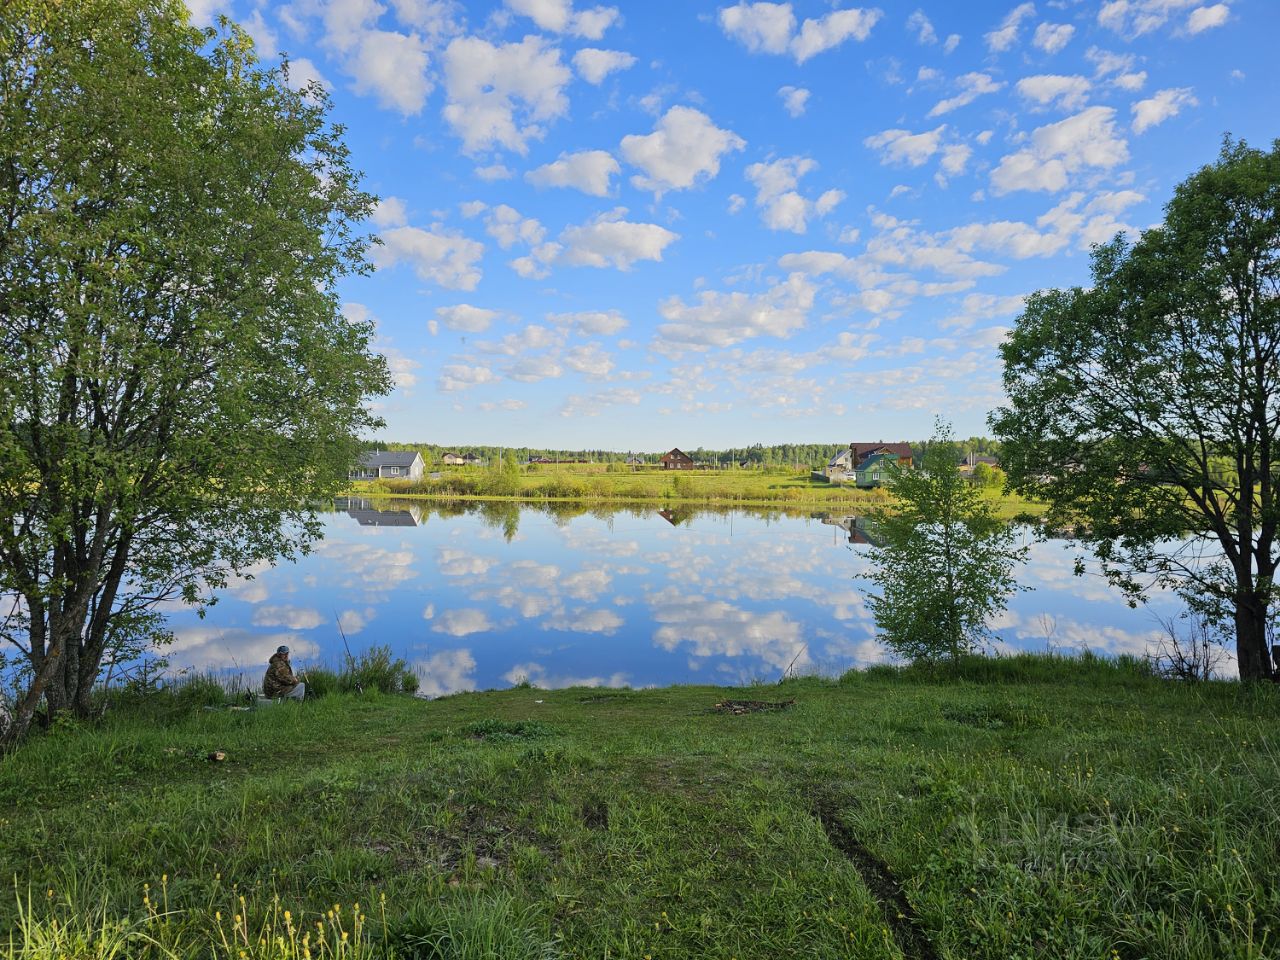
[580,799,609,830]
[711,698,796,715]
[462,719,556,742]
[812,797,940,960]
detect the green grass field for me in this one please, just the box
[2,655,1277,958]
[347,465,1042,520]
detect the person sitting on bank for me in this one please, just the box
[263,645,305,700]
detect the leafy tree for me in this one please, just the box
[991,138,1280,681]
[863,421,1026,663]
[483,451,523,497]
[0,1,391,740]
[971,462,1004,488]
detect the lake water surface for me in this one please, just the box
[158,499,1190,694]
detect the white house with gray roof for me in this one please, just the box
[349,450,425,481]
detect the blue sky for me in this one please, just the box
[190,0,1277,449]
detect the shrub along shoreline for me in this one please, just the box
[1,652,1276,959]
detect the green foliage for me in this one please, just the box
[0,0,391,737]
[863,420,1028,662]
[992,137,1280,680]
[341,646,418,695]
[303,667,342,699]
[970,461,1004,488]
[387,892,556,960]
[481,452,524,497]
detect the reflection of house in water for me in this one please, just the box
[656,505,697,526]
[819,515,883,547]
[335,497,423,527]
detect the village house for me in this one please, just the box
[440,452,465,465]
[825,442,914,484]
[348,450,425,482]
[660,448,695,470]
[853,452,899,487]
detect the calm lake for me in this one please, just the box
[157,498,1191,694]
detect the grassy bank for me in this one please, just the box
[2,654,1277,958]
[345,466,1043,520]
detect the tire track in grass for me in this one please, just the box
[812,797,940,960]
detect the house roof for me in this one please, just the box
[849,442,914,462]
[827,448,854,469]
[357,450,421,468]
[660,447,693,461]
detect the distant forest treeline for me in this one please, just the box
[364,438,1003,468]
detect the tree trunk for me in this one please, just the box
[5,634,65,745]
[1233,595,1273,681]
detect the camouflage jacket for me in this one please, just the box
[263,652,298,698]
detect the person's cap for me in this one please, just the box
[276,645,290,655]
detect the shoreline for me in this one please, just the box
[337,485,1046,518]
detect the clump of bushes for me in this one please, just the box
[306,647,419,696]
[340,645,419,695]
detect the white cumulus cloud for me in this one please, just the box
[778,85,810,117]
[1131,87,1197,133]
[1032,21,1075,53]
[1187,3,1229,32]
[436,304,499,333]
[572,47,637,83]
[906,9,937,44]
[620,106,745,195]
[718,2,882,63]
[558,209,680,269]
[1016,74,1092,111]
[441,35,571,155]
[985,2,1036,52]
[547,310,629,336]
[990,106,1129,194]
[438,364,500,391]
[526,149,620,196]
[1099,0,1217,37]
[928,72,1003,117]
[864,125,946,166]
[505,0,619,38]
[347,30,433,114]
[371,225,485,290]
[744,156,843,234]
[657,274,815,351]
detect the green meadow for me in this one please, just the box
[2,654,1277,959]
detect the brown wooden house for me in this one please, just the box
[660,448,695,470]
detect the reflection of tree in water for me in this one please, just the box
[544,501,593,527]
[477,501,521,542]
